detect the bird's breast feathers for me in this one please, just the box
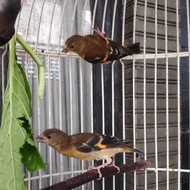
[88,147,123,160]
[69,146,123,161]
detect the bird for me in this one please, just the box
[0,0,21,46]
[62,28,140,64]
[36,128,143,178]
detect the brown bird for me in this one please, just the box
[36,128,143,178]
[62,28,140,64]
[0,0,21,45]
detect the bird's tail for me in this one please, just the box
[124,42,141,55]
[123,146,144,158]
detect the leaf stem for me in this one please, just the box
[16,34,45,98]
[9,35,16,114]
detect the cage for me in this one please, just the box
[0,0,189,189]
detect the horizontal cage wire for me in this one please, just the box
[0,0,189,189]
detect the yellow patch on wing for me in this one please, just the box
[94,137,107,149]
[95,142,107,149]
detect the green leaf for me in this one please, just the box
[0,36,45,190]
[19,117,46,172]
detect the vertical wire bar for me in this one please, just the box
[37,72,42,189]
[122,0,127,46]
[79,1,86,181]
[111,2,117,189]
[68,56,73,177]
[111,0,118,40]
[164,1,169,189]
[111,62,116,190]
[101,1,108,189]
[15,0,24,32]
[101,0,108,131]
[91,2,98,188]
[57,0,67,182]
[47,55,53,185]
[154,1,159,190]
[176,0,181,189]
[58,53,64,181]
[35,0,46,50]
[166,55,169,190]
[70,0,78,36]
[186,0,190,188]
[101,0,108,32]
[133,0,138,188]
[91,0,98,30]
[143,0,148,189]
[177,48,181,189]
[69,1,78,178]
[121,60,126,188]
[79,1,88,188]
[58,0,67,51]
[24,0,35,42]
[79,57,85,190]
[132,58,136,189]
[27,172,31,189]
[34,1,46,187]
[47,0,57,52]
[122,1,127,189]
[90,66,94,190]
[46,1,57,185]
[81,0,89,35]
[101,65,105,190]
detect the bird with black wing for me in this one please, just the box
[36,128,143,178]
[62,28,140,64]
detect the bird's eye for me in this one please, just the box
[70,41,78,48]
[47,135,51,139]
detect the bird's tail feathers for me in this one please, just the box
[133,148,144,157]
[123,146,144,158]
[124,42,141,54]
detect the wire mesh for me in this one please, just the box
[0,0,189,189]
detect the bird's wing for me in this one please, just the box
[71,133,102,153]
[75,133,131,152]
[100,135,131,148]
[106,40,141,62]
[105,40,130,61]
[82,35,108,63]
[71,133,143,160]
[100,135,144,156]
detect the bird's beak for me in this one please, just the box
[36,134,46,143]
[62,46,69,53]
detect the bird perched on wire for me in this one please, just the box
[0,0,21,45]
[62,28,140,64]
[36,128,143,178]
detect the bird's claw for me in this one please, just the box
[92,27,106,38]
[89,166,103,180]
[88,163,120,180]
[114,165,120,173]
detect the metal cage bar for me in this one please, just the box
[0,0,188,189]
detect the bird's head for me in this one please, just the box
[62,35,83,53]
[36,128,70,149]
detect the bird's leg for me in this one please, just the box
[92,27,106,38]
[88,157,120,179]
[89,157,113,179]
[109,156,120,173]
[136,152,142,162]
